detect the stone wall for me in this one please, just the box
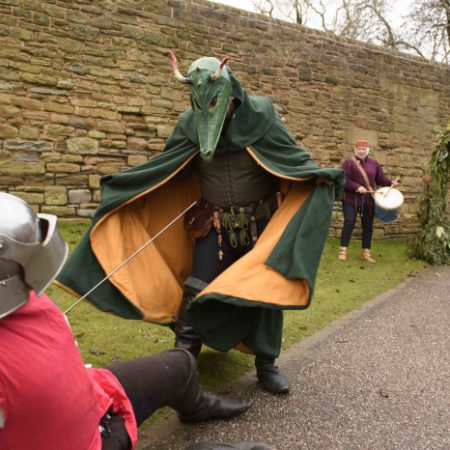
[0,0,449,238]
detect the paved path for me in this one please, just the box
[138,266,450,450]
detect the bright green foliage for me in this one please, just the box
[410,121,450,264]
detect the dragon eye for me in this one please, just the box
[209,95,218,109]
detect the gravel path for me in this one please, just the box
[138,266,450,450]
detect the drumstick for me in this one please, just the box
[383,176,400,197]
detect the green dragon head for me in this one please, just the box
[169,52,232,162]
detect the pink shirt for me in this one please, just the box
[0,292,137,450]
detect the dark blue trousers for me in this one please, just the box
[340,201,374,249]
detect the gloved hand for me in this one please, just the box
[185,442,274,450]
[356,186,367,194]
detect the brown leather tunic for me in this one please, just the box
[196,139,275,208]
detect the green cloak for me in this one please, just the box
[56,78,344,357]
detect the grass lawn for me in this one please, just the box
[49,222,426,426]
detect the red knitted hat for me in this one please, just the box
[355,139,369,148]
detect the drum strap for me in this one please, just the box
[352,157,375,192]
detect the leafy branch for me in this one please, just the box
[410,120,450,264]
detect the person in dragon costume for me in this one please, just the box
[56,52,344,395]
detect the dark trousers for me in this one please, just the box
[102,349,193,450]
[340,201,374,249]
[191,218,269,283]
[190,219,283,360]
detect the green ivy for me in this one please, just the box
[410,121,450,264]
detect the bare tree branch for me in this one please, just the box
[251,0,449,62]
[368,0,397,48]
[252,0,275,17]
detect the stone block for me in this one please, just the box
[91,68,111,78]
[13,151,39,161]
[12,96,42,110]
[19,126,39,139]
[0,160,45,175]
[128,73,147,84]
[97,165,122,174]
[91,109,119,120]
[0,176,23,187]
[346,129,378,147]
[136,129,158,138]
[44,102,74,114]
[0,124,18,138]
[97,120,125,133]
[55,175,88,186]
[88,130,107,139]
[157,125,173,138]
[15,185,45,193]
[0,104,21,117]
[4,140,53,152]
[151,98,172,109]
[88,174,101,189]
[70,24,100,42]
[41,152,62,162]
[128,97,146,106]
[62,154,83,163]
[127,154,148,166]
[11,191,44,204]
[68,188,92,204]
[147,141,164,152]
[68,116,89,129]
[21,72,57,87]
[45,124,75,136]
[45,186,67,205]
[122,24,145,40]
[41,205,76,217]
[77,208,96,217]
[46,163,80,173]
[67,137,99,155]
[372,228,385,239]
[110,140,126,149]
[117,105,141,113]
[127,137,147,151]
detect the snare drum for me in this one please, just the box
[373,187,404,223]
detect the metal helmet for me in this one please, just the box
[169,51,232,163]
[0,192,68,318]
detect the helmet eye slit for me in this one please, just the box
[38,218,49,243]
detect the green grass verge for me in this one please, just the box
[51,223,426,427]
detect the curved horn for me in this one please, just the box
[210,56,230,81]
[168,50,191,84]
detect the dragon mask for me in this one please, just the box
[169,51,232,163]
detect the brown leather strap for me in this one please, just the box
[352,157,374,192]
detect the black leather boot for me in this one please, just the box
[255,354,290,394]
[174,350,251,423]
[174,277,207,359]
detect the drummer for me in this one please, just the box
[338,139,399,263]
